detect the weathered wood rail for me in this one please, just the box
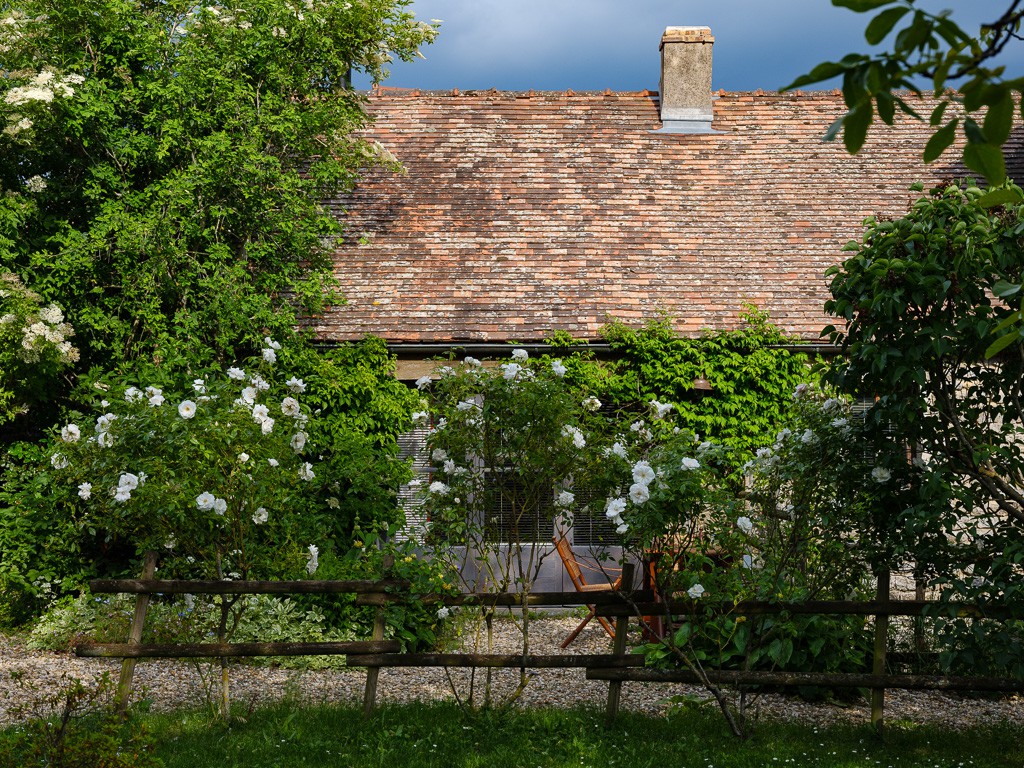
[592,570,1024,729]
[76,561,1024,730]
[76,562,650,718]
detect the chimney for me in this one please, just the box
[656,26,718,134]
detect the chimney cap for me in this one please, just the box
[661,26,714,49]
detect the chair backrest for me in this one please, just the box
[553,532,588,592]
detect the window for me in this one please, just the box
[482,469,554,545]
[569,484,619,547]
[396,424,431,543]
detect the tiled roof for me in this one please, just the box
[316,88,1023,344]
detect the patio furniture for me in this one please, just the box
[553,531,622,648]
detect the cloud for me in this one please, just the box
[359,0,1024,93]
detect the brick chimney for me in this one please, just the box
[657,26,717,134]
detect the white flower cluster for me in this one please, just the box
[113,472,143,503]
[500,362,522,380]
[871,466,891,483]
[16,302,78,364]
[56,345,325,534]
[554,490,575,508]
[562,424,586,449]
[648,399,673,419]
[94,411,117,447]
[197,491,228,514]
[5,69,85,106]
[3,116,33,137]
[605,497,628,534]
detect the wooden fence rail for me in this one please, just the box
[77,562,1024,730]
[78,564,649,719]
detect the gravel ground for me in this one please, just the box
[2,616,1022,729]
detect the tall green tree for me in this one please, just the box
[823,181,1024,587]
[0,0,437,381]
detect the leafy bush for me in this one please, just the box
[597,386,875,706]
[0,673,161,768]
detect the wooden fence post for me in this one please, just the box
[114,551,157,714]
[605,562,635,725]
[362,555,394,718]
[871,569,891,735]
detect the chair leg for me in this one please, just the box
[595,615,616,640]
[560,607,597,649]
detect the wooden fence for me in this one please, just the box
[76,562,1024,730]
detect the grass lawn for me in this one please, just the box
[122,701,1024,768]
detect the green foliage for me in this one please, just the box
[0,673,161,768]
[0,440,100,628]
[0,339,417,626]
[0,0,437,375]
[785,0,1022,185]
[824,181,1024,568]
[606,390,874,699]
[288,336,420,447]
[587,307,810,463]
[419,351,595,593]
[0,272,79,429]
[47,347,335,579]
[824,180,1024,676]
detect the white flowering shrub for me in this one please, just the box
[0,272,78,425]
[413,351,619,705]
[419,351,603,594]
[583,387,878,712]
[48,342,325,581]
[581,401,735,553]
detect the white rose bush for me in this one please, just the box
[415,350,611,706]
[49,345,326,582]
[419,351,601,596]
[577,385,885,733]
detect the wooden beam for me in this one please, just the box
[586,667,1024,692]
[89,578,410,595]
[594,599,1024,619]
[346,653,644,668]
[114,551,157,713]
[76,640,400,658]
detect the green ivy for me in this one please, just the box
[557,307,813,465]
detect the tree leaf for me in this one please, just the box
[977,189,1024,208]
[844,102,873,154]
[963,142,1007,186]
[893,10,932,55]
[782,60,849,90]
[993,280,1022,298]
[922,119,958,163]
[876,92,895,125]
[864,6,910,45]
[985,328,1022,358]
[823,114,846,142]
[832,0,898,12]
[983,88,1015,146]
[963,117,986,145]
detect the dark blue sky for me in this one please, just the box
[353,1,1024,93]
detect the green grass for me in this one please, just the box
[3,697,1021,767]
[120,701,1024,768]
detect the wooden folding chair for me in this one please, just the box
[552,531,622,648]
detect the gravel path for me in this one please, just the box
[2,617,1022,729]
